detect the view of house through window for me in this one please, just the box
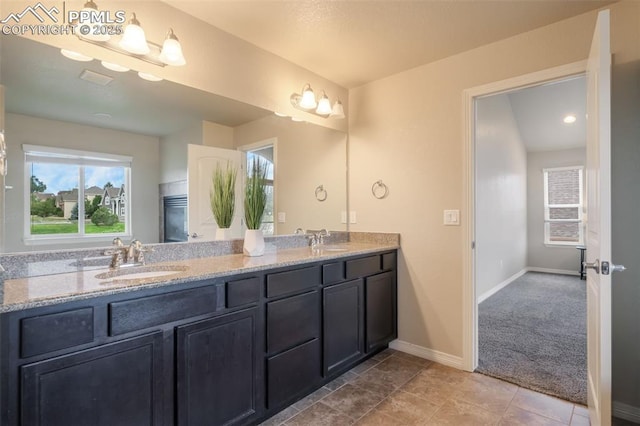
[25,145,131,240]
[543,166,583,245]
[247,146,274,235]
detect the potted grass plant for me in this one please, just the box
[210,161,238,240]
[243,157,267,256]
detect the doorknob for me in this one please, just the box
[601,261,626,275]
[583,259,600,274]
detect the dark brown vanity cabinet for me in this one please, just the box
[176,307,260,426]
[323,279,365,375]
[1,249,397,426]
[21,332,164,426]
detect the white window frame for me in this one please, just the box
[543,165,584,246]
[23,144,132,245]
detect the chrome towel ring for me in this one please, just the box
[315,185,328,202]
[372,180,389,199]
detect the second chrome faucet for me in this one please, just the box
[104,237,153,269]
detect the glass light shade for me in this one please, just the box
[159,30,186,66]
[101,61,129,72]
[60,49,93,62]
[138,72,163,82]
[77,1,110,42]
[316,93,332,115]
[299,85,317,109]
[330,100,346,119]
[119,14,150,55]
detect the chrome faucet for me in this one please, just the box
[306,229,331,249]
[103,238,153,269]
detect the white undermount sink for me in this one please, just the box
[95,265,189,283]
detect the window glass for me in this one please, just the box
[247,148,275,235]
[25,145,131,241]
[543,166,583,245]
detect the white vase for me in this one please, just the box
[215,228,231,241]
[243,229,265,256]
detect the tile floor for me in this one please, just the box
[260,348,595,426]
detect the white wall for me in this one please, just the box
[4,113,160,251]
[475,94,528,299]
[234,115,347,234]
[527,148,585,272]
[160,121,202,184]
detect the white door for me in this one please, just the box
[585,9,619,426]
[187,144,243,241]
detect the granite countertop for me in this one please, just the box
[0,242,398,313]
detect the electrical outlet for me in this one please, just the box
[277,212,286,223]
[341,211,347,224]
[349,211,357,224]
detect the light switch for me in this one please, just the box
[277,212,286,223]
[349,211,357,224]
[444,209,460,226]
[341,211,347,224]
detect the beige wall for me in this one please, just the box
[203,121,235,149]
[348,10,597,357]
[4,113,160,252]
[476,94,528,299]
[527,148,585,272]
[234,115,347,234]
[160,121,203,184]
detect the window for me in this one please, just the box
[247,147,275,235]
[24,144,131,243]
[543,166,583,245]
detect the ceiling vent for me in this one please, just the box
[79,69,114,86]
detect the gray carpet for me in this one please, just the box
[477,272,587,404]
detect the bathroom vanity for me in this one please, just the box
[0,241,398,425]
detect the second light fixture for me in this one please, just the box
[291,84,345,119]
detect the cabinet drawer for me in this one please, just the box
[322,262,345,285]
[226,277,261,308]
[109,285,219,335]
[21,307,94,358]
[267,338,321,409]
[267,291,320,354]
[382,252,397,271]
[266,266,320,298]
[346,255,381,279]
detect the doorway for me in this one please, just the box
[462,61,589,401]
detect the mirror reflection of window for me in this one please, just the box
[24,145,132,242]
[246,146,274,235]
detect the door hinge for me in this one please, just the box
[471,241,476,249]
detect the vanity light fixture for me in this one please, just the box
[74,10,186,68]
[101,61,130,72]
[138,72,163,82]
[60,49,93,62]
[119,13,150,55]
[290,83,345,119]
[75,0,110,42]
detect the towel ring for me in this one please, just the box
[371,180,389,199]
[315,185,328,202]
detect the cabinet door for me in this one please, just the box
[365,271,397,352]
[323,279,364,375]
[176,308,259,426]
[21,332,164,426]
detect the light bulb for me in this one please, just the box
[299,84,317,109]
[159,29,186,66]
[316,92,332,115]
[76,0,110,41]
[119,13,150,55]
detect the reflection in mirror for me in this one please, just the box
[0,35,347,253]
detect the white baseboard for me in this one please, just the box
[389,340,464,370]
[477,268,528,304]
[526,267,579,276]
[613,401,640,423]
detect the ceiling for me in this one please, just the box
[506,76,586,152]
[0,35,272,137]
[164,0,612,89]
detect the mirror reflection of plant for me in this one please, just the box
[244,157,268,230]
[210,161,238,229]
